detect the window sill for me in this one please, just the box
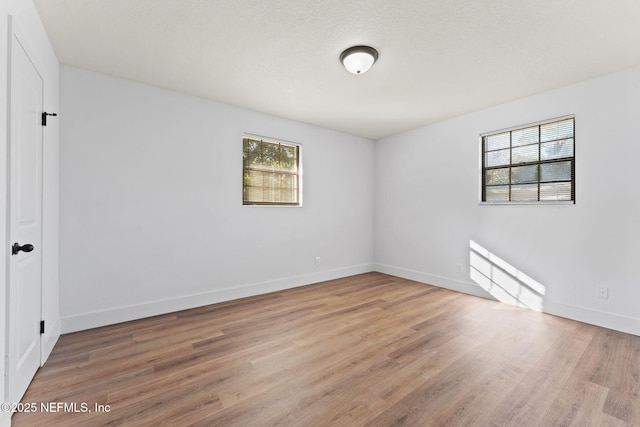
[479,201,575,206]
[242,203,303,208]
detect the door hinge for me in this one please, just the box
[40,320,45,334]
[42,112,57,126]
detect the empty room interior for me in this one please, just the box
[2,1,640,426]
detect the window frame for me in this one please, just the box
[242,135,302,207]
[480,115,575,205]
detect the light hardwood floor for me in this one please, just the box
[12,273,640,426]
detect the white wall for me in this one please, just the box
[59,66,375,332]
[375,66,640,336]
[1,1,59,425]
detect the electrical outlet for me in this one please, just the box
[597,285,608,300]
[456,263,463,274]
[315,257,321,266]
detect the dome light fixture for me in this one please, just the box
[340,45,378,75]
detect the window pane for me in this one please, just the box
[541,119,573,142]
[485,132,510,151]
[540,161,572,182]
[261,188,276,202]
[243,139,260,168]
[278,146,298,172]
[280,187,297,203]
[541,139,573,160]
[486,148,510,167]
[485,185,509,202]
[264,172,279,188]
[485,168,510,185]
[245,187,263,202]
[511,184,538,201]
[281,145,296,159]
[245,170,263,187]
[540,182,572,201]
[261,144,279,169]
[512,126,538,146]
[512,144,539,164]
[280,173,297,189]
[511,165,538,184]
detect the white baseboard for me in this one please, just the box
[61,264,375,333]
[373,263,640,337]
[41,318,61,365]
[543,301,640,337]
[374,263,493,300]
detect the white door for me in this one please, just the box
[7,20,44,404]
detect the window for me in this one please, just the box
[243,136,301,206]
[481,117,575,204]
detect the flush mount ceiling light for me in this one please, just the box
[340,45,378,75]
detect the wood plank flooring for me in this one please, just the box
[12,273,640,426]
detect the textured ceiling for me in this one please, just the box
[34,0,640,139]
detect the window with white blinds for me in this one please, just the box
[481,117,575,204]
[243,137,301,206]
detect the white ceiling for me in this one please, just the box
[34,0,640,140]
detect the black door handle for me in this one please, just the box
[12,243,34,256]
